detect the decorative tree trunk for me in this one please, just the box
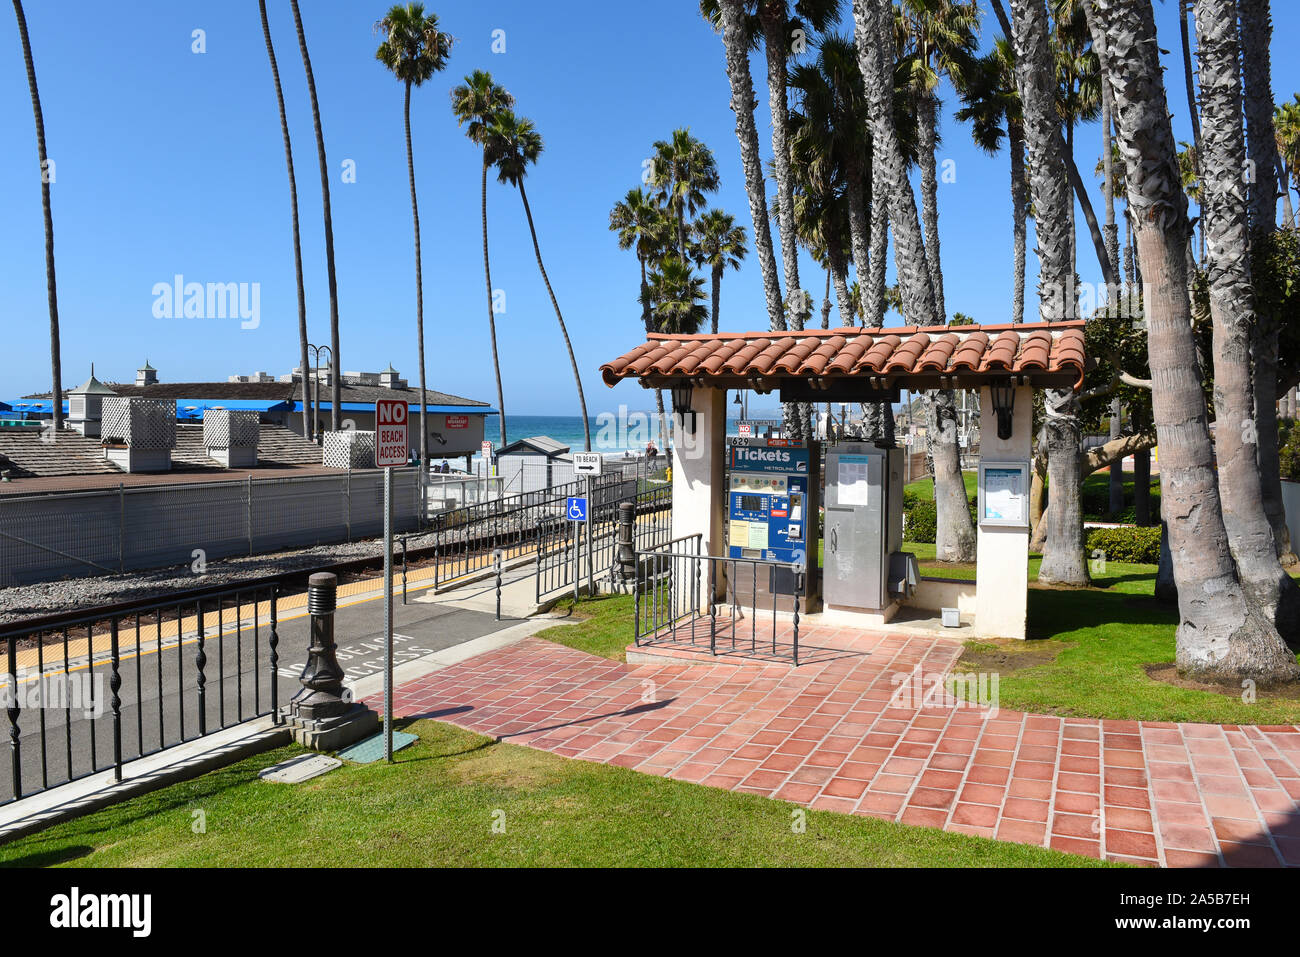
[1010,118,1028,325]
[259,0,311,442]
[854,0,974,562]
[13,0,62,432]
[1011,0,1088,585]
[718,0,785,332]
[1091,0,1300,684]
[918,93,945,322]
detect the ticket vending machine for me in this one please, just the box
[726,439,820,609]
[823,442,915,615]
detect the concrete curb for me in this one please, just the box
[0,717,291,847]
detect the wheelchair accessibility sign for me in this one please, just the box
[567,497,588,522]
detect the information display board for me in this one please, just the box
[977,461,1031,527]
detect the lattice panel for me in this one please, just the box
[203,409,260,449]
[323,430,376,469]
[101,397,176,449]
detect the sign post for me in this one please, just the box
[573,453,602,597]
[375,399,409,764]
[566,494,587,602]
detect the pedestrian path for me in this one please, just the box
[367,627,1300,867]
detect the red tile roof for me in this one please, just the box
[599,322,1088,391]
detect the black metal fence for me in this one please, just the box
[0,582,283,807]
[535,481,673,602]
[633,541,806,665]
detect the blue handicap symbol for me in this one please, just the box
[567,497,588,522]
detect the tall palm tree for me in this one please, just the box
[954,40,1027,323]
[490,109,592,451]
[12,0,62,432]
[854,0,975,562]
[898,0,980,323]
[812,35,871,297]
[260,0,311,441]
[1238,0,1291,568]
[1009,0,1087,585]
[650,129,720,258]
[1177,0,1203,182]
[1089,0,1299,684]
[1195,0,1300,640]
[641,255,710,336]
[375,3,453,474]
[290,0,341,432]
[704,0,786,334]
[691,210,748,334]
[1276,95,1300,225]
[451,71,514,451]
[610,186,672,449]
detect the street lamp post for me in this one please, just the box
[307,343,332,445]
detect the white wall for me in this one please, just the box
[975,384,1033,639]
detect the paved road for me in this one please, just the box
[0,587,514,804]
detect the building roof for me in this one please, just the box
[68,372,117,396]
[0,422,324,482]
[496,435,571,458]
[23,380,493,409]
[599,321,1089,392]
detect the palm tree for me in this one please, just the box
[610,186,672,448]
[812,35,871,298]
[641,255,710,336]
[1050,0,1100,278]
[12,0,62,432]
[1276,95,1300,226]
[855,0,975,562]
[290,0,341,432]
[1089,0,1299,684]
[954,40,1027,323]
[259,0,311,441]
[451,71,514,451]
[650,129,720,259]
[1177,0,1202,183]
[376,3,453,475]
[1009,0,1087,585]
[898,0,980,323]
[704,0,786,334]
[489,109,592,451]
[1195,0,1300,640]
[691,210,748,334]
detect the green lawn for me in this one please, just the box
[904,469,1161,523]
[0,719,1106,868]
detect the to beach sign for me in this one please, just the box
[375,399,409,468]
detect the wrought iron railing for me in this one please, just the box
[0,582,282,807]
[633,540,806,665]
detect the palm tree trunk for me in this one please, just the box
[918,93,945,321]
[13,0,62,432]
[482,159,507,450]
[290,0,341,432]
[711,264,722,335]
[867,148,889,325]
[517,180,591,451]
[843,154,872,291]
[1010,117,1027,324]
[855,0,974,562]
[1280,158,1296,226]
[1179,0,1203,169]
[402,80,429,477]
[760,1,804,333]
[719,0,785,333]
[259,0,311,442]
[827,242,855,323]
[1196,0,1300,638]
[1011,0,1087,586]
[821,267,832,329]
[1092,0,1299,683]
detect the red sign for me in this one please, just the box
[446,414,469,429]
[375,399,409,468]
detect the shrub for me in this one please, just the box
[1278,418,1300,481]
[1085,525,1161,565]
[903,495,977,544]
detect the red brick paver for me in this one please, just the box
[366,628,1300,867]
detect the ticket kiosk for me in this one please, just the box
[726,438,820,609]
[823,442,917,620]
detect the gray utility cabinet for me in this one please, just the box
[823,443,903,611]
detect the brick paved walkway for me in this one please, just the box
[367,626,1300,867]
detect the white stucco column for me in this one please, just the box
[975,384,1033,640]
[670,386,726,604]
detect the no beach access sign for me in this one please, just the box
[375,398,409,468]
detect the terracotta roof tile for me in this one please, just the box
[599,322,1088,390]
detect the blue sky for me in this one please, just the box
[2,0,1298,416]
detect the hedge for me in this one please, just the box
[1085,525,1161,565]
[903,495,977,544]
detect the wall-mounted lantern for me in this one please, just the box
[989,378,1016,440]
[671,381,696,434]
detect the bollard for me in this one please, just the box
[290,573,349,720]
[616,500,636,582]
[494,548,503,621]
[401,536,408,605]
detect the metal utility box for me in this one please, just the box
[725,438,820,611]
[823,443,904,612]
